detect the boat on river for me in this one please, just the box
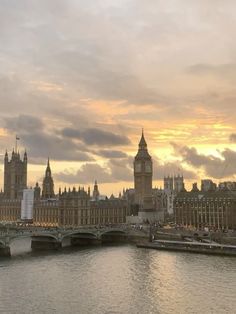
[137,239,236,256]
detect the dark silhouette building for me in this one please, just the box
[134,130,153,206]
[42,158,55,199]
[174,188,236,230]
[92,180,100,201]
[34,182,41,200]
[4,150,27,199]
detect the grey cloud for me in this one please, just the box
[172,143,210,167]
[4,114,44,133]
[81,128,131,146]
[172,143,236,179]
[54,163,113,185]
[55,156,134,185]
[97,150,128,159]
[0,0,182,107]
[0,73,67,118]
[229,133,236,143]
[152,157,197,181]
[3,115,93,163]
[62,127,131,146]
[187,63,236,81]
[62,128,81,138]
[108,157,133,182]
[22,132,93,162]
[55,153,197,186]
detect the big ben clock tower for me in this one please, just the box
[134,130,153,206]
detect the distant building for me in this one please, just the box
[33,199,59,227]
[174,189,236,230]
[218,181,236,191]
[90,198,130,225]
[174,175,185,193]
[164,176,173,191]
[4,150,27,199]
[152,188,166,221]
[191,183,200,192]
[59,187,90,226]
[201,179,217,192]
[163,175,185,215]
[42,158,55,199]
[34,182,41,200]
[92,180,100,201]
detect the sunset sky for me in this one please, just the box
[1,0,236,195]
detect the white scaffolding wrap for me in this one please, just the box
[21,189,34,220]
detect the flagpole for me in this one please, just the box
[15,135,20,153]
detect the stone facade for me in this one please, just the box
[0,191,130,227]
[174,190,236,230]
[0,199,21,222]
[163,175,185,215]
[134,130,153,207]
[90,198,130,225]
[42,159,55,199]
[4,150,27,199]
[33,199,59,226]
[59,188,90,226]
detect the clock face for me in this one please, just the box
[135,162,141,172]
[145,162,152,173]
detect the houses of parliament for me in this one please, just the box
[1,131,235,229]
[0,131,166,226]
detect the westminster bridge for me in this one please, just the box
[0,226,149,257]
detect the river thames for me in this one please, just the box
[0,239,235,314]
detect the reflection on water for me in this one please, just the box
[0,239,235,314]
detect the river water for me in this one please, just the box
[0,238,235,314]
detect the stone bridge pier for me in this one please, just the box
[31,234,62,251]
[0,237,11,257]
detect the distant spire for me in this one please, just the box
[93,180,99,200]
[23,150,27,161]
[45,157,51,176]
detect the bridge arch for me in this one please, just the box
[62,231,98,241]
[100,229,127,243]
[31,233,59,241]
[100,229,127,236]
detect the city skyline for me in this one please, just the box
[1,1,236,194]
[1,131,235,197]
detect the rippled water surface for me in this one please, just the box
[0,239,235,314]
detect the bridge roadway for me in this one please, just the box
[0,226,149,256]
